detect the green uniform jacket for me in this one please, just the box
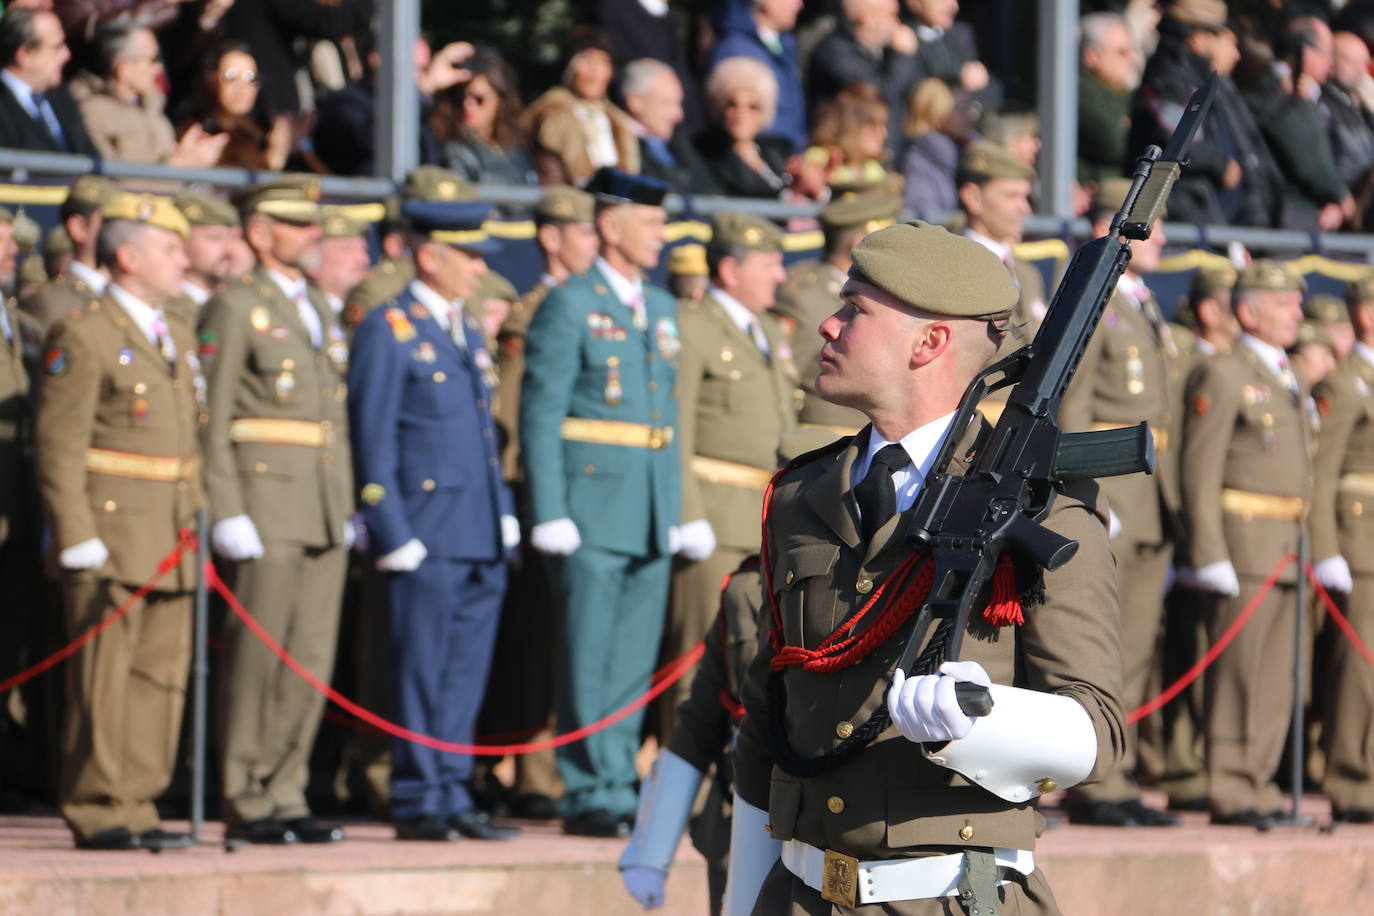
[676,292,798,550]
[1311,352,1374,570]
[520,264,681,556]
[197,268,352,548]
[734,417,1125,859]
[771,259,866,434]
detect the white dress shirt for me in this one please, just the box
[268,269,321,348]
[409,279,468,349]
[709,285,770,356]
[68,259,108,296]
[1356,341,1374,371]
[851,411,959,517]
[108,283,175,360]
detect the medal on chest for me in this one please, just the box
[474,346,499,389]
[275,370,295,403]
[327,324,348,369]
[605,356,623,406]
[1125,345,1145,395]
[656,317,680,361]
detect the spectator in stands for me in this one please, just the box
[0,7,97,155]
[158,0,236,116]
[1078,11,1137,187]
[1319,31,1374,225]
[433,46,533,186]
[174,41,290,170]
[802,84,892,199]
[523,28,639,186]
[620,58,720,196]
[900,76,963,216]
[1209,20,1283,228]
[807,0,919,159]
[710,0,807,154]
[699,55,791,199]
[596,0,705,138]
[903,0,1002,114]
[71,23,227,167]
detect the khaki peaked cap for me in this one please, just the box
[401,165,477,203]
[233,175,323,223]
[175,191,240,227]
[668,244,708,277]
[535,186,594,223]
[1345,272,1374,302]
[711,211,783,253]
[102,193,190,240]
[820,190,901,234]
[1236,258,1305,294]
[1305,293,1348,325]
[849,220,1018,320]
[958,140,1035,183]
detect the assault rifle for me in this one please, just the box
[903,74,1220,716]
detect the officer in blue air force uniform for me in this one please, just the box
[348,200,522,843]
[520,168,682,837]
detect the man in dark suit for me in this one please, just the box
[348,199,521,843]
[0,8,96,156]
[620,59,721,197]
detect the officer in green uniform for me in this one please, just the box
[658,212,799,739]
[520,168,679,837]
[771,190,900,442]
[20,175,119,331]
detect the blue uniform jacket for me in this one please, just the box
[348,288,513,562]
[520,265,681,557]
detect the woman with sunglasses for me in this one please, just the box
[431,45,533,186]
[174,40,292,171]
[698,55,793,200]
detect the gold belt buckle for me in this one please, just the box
[821,848,860,908]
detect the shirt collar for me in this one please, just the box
[708,286,760,336]
[1196,337,1218,356]
[1355,341,1374,370]
[540,272,560,290]
[853,411,959,491]
[964,228,1012,264]
[595,256,643,306]
[267,268,307,302]
[1117,273,1150,307]
[1241,332,1288,378]
[181,280,210,305]
[409,279,458,330]
[323,291,344,316]
[68,259,108,295]
[1,69,37,112]
[108,283,162,341]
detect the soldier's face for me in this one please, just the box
[722,249,786,312]
[1238,290,1303,349]
[185,224,236,284]
[420,241,487,302]
[127,225,190,302]
[604,204,666,272]
[556,221,600,275]
[964,178,1030,243]
[817,278,927,409]
[308,236,371,300]
[0,222,16,292]
[268,218,322,271]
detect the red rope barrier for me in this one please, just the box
[1126,552,1295,725]
[207,563,704,755]
[1304,564,1374,669]
[0,529,195,694]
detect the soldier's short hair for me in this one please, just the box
[706,242,753,278]
[95,219,151,269]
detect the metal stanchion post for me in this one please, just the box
[1276,532,1314,827]
[191,509,209,842]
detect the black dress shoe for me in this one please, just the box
[1119,799,1180,826]
[563,808,632,838]
[509,793,559,821]
[1211,809,1277,831]
[225,817,298,846]
[284,818,344,843]
[1332,808,1374,824]
[450,809,521,841]
[139,828,193,851]
[395,815,459,841]
[1168,796,1210,813]
[75,826,141,850]
[1066,799,1179,827]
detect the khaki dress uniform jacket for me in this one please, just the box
[1182,342,1313,816]
[771,260,866,439]
[22,269,101,332]
[1311,353,1374,811]
[198,267,353,825]
[734,418,1125,914]
[36,293,204,841]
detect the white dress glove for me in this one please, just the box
[1314,555,1353,593]
[501,514,522,550]
[675,518,716,562]
[212,515,264,561]
[531,517,581,555]
[376,537,427,572]
[667,525,682,555]
[60,537,109,571]
[1190,559,1241,596]
[887,660,992,744]
[621,865,666,910]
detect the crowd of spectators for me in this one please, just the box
[5,1,1374,233]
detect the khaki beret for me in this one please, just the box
[711,211,784,253]
[1306,293,1349,325]
[1235,258,1305,294]
[667,243,708,277]
[1294,320,1335,352]
[233,174,323,223]
[819,190,902,234]
[11,210,38,248]
[1344,271,1374,302]
[102,192,191,240]
[175,190,240,228]
[45,224,71,256]
[1166,0,1228,31]
[849,220,1018,320]
[535,185,594,223]
[62,174,120,217]
[401,165,477,203]
[319,207,368,239]
[958,140,1035,183]
[1190,262,1237,298]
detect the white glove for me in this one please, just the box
[621,866,666,910]
[1107,508,1122,540]
[531,517,580,555]
[350,516,370,554]
[501,514,522,550]
[667,525,682,555]
[212,515,264,561]
[1191,559,1241,597]
[376,537,427,572]
[886,661,992,744]
[675,518,716,562]
[59,537,109,571]
[1314,555,1353,593]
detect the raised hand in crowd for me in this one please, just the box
[417,40,475,98]
[167,122,229,168]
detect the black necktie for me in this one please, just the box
[854,443,909,543]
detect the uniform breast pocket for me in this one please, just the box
[102,373,156,428]
[405,362,463,416]
[771,543,841,639]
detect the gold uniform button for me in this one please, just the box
[434,371,447,382]
[607,356,620,367]
[320,420,332,432]
[647,381,657,391]
[729,370,742,381]
[421,479,436,491]
[1036,777,1058,793]
[856,577,874,594]
[785,570,795,585]
[584,464,596,475]
[133,382,147,394]
[836,721,854,739]
[826,796,845,814]
[254,461,268,473]
[102,500,117,512]
[959,824,975,841]
[282,358,295,370]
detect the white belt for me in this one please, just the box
[781,839,1034,905]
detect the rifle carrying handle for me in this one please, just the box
[956,682,994,717]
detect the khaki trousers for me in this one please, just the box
[218,540,346,824]
[59,576,191,841]
[1205,580,1297,816]
[1321,572,1374,810]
